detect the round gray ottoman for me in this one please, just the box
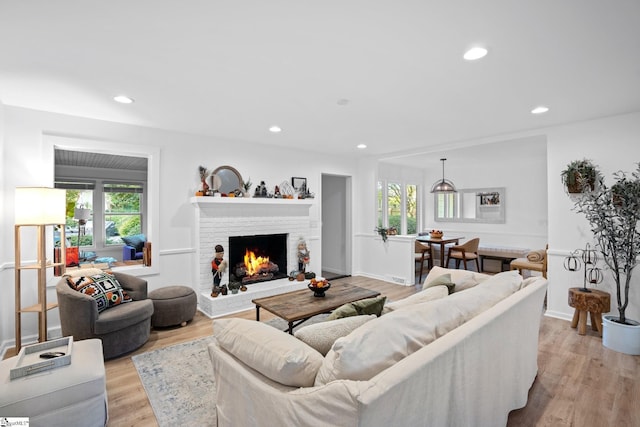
[149,285,197,327]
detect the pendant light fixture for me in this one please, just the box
[430,158,457,193]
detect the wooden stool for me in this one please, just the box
[568,288,610,336]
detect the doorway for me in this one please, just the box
[321,174,351,280]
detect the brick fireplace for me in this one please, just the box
[191,197,314,317]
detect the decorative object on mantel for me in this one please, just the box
[198,166,210,196]
[567,161,640,354]
[278,181,295,198]
[242,178,252,197]
[254,180,270,198]
[292,177,307,192]
[561,159,598,194]
[563,243,603,293]
[211,165,243,196]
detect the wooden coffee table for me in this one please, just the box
[252,282,381,334]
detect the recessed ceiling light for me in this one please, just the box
[357,144,367,149]
[463,47,488,61]
[531,106,550,114]
[269,125,282,133]
[113,95,134,104]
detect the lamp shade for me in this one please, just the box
[430,179,457,193]
[15,187,66,225]
[430,158,457,193]
[74,207,92,221]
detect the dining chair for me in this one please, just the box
[445,238,481,271]
[415,240,433,283]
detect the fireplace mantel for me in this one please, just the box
[190,196,314,207]
[191,195,315,317]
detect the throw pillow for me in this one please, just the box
[67,272,132,313]
[422,273,455,294]
[122,234,146,252]
[294,315,376,356]
[214,318,323,387]
[326,295,387,320]
[352,295,387,315]
[326,303,359,320]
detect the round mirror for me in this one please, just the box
[210,165,243,195]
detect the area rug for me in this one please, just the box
[132,316,328,426]
[132,335,217,427]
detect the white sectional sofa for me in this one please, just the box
[208,267,548,427]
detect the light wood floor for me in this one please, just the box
[74,276,640,426]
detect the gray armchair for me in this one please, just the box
[56,270,154,359]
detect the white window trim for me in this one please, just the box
[46,134,160,276]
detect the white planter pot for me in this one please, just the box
[602,315,640,355]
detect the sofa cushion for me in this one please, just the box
[122,234,146,252]
[294,315,376,356]
[383,285,449,313]
[423,266,491,293]
[67,272,132,313]
[214,318,323,387]
[314,270,523,385]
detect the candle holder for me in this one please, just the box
[563,243,603,293]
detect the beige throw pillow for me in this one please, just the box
[294,315,375,356]
[214,318,323,387]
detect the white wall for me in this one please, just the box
[546,111,640,322]
[0,105,357,355]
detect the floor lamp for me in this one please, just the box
[14,187,66,352]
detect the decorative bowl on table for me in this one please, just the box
[429,230,443,239]
[308,277,331,297]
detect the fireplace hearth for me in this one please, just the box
[229,233,288,285]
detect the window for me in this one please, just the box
[104,182,143,245]
[387,182,401,231]
[376,181,384,227]
[54,181,95,248]
[377,179,421,235]
[406,184,417,234]
[50,136,159,275]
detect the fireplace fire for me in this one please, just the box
[229,233,288,284]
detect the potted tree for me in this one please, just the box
[569,162,640,354]
[561,159,598,193]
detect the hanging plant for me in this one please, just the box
[561,159,598,193]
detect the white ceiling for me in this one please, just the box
[1,1,639,162]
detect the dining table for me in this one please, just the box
[416,235,465,267]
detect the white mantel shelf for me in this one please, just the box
[190,196,315,207]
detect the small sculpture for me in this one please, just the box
[211,244,227,291]
[297,237,310,273]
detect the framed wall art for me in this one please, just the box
[291,177,307,192]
